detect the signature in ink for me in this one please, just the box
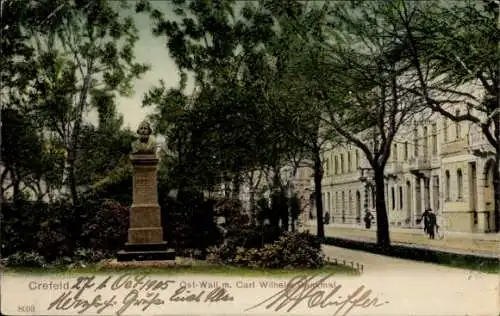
[245,273,388,316]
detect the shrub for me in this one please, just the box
[80,199,129,252]
[207,231,325,269]
[4,251,46,268]
[161,191,221,255]
[1,197,129,264]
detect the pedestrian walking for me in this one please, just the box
[324,212,330,225]
[417,209,431,236]
[428,210,437,240]
[364,210,374,229]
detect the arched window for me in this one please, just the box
[393,144,398,161]
[340,154,345,173]
[457,169,463,200]
[356,150,360,168]
[445,170,450,200]
[334,156,338,174]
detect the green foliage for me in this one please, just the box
[1,109,45,200]
[80,199,129,251]
[137,0,309,194]
[3,251,47,268]
[208,231,325,269]
[161,192,222,254]
[1,198,128,263]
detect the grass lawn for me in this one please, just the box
[3,258,360,276]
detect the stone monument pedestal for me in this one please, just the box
[117,153,175,261]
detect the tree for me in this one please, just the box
[289,193,302,232]
[137,0,301,201]
[1,109,44,201]
[386,0,500,231]
[308,1,425,246]
[254,0,338,238]
[29,0,149,204]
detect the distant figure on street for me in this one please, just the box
[418,209,431,236]
[364,210,374,229]
[324,212,330,225]
[428,210,437,239]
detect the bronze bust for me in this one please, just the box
[131,120,156,154]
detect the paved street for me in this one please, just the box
[304,223,500,257]
[323,244,477,273]
[320,244,499,316]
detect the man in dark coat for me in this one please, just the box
[364,210,374,229]
[418,209,431,236]
[428,210,437,239]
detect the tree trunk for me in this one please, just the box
[231,173,241,199]
[313,150,325,238]
[373,168,391,247]
[493,152,500,232]
[66,145,79,205]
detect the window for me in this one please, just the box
[391,187,395,210]
[336,192,339,212]
[399,186,403,210]
[457,169,463,200]
[432,123,437,155]
[334,156,338,174]
[340,154,344,173]
[445,170,450,200]
[342,191,345,213]
[455,110,461,139]
[327,192,331,212]
[393,144,398,161]
[348,191,352,214]
[356,150,360,168]
[423,126,428,156]
[443,120,448,142]
[325,158,330,175]
[347,152,351,172]
[413,128,419,157]
[404,142,408,160]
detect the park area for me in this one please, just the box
[0,195,358,275]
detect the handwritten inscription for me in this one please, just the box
[245,273,388,316]
[46,274,233,315]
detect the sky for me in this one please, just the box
[87,2,195,131]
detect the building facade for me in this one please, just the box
[309,110,498,234]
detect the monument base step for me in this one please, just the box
[123,242,169,252]
[116,249,176,262]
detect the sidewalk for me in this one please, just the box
[303,222,500,257]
